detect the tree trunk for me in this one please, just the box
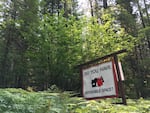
[137,0,150,50]
[0,39,10,87]
[103,0,108,9]
[136,0,145,28]
[89,0,94,17]
[143,0,150,25]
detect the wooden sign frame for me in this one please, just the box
[82,60,119,99]
[77,49,127,105]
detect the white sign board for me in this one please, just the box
[82,61,118,99]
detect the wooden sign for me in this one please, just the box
[82,60,118,99]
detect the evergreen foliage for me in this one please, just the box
[0,0,149,98]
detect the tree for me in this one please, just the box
[0,0,40,88]
[116,0,150,98]
[0,0,148,97]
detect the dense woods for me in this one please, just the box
[0,0,149,98]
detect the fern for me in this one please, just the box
[0,89,149,113]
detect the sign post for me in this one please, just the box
[77,49,127,105]
[114,55,127,105]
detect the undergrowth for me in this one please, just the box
[0,88,149,113]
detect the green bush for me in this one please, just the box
[0,88,149,113]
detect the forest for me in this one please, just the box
[0,0,149,100]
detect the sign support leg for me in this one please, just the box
[114,55,127,105]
